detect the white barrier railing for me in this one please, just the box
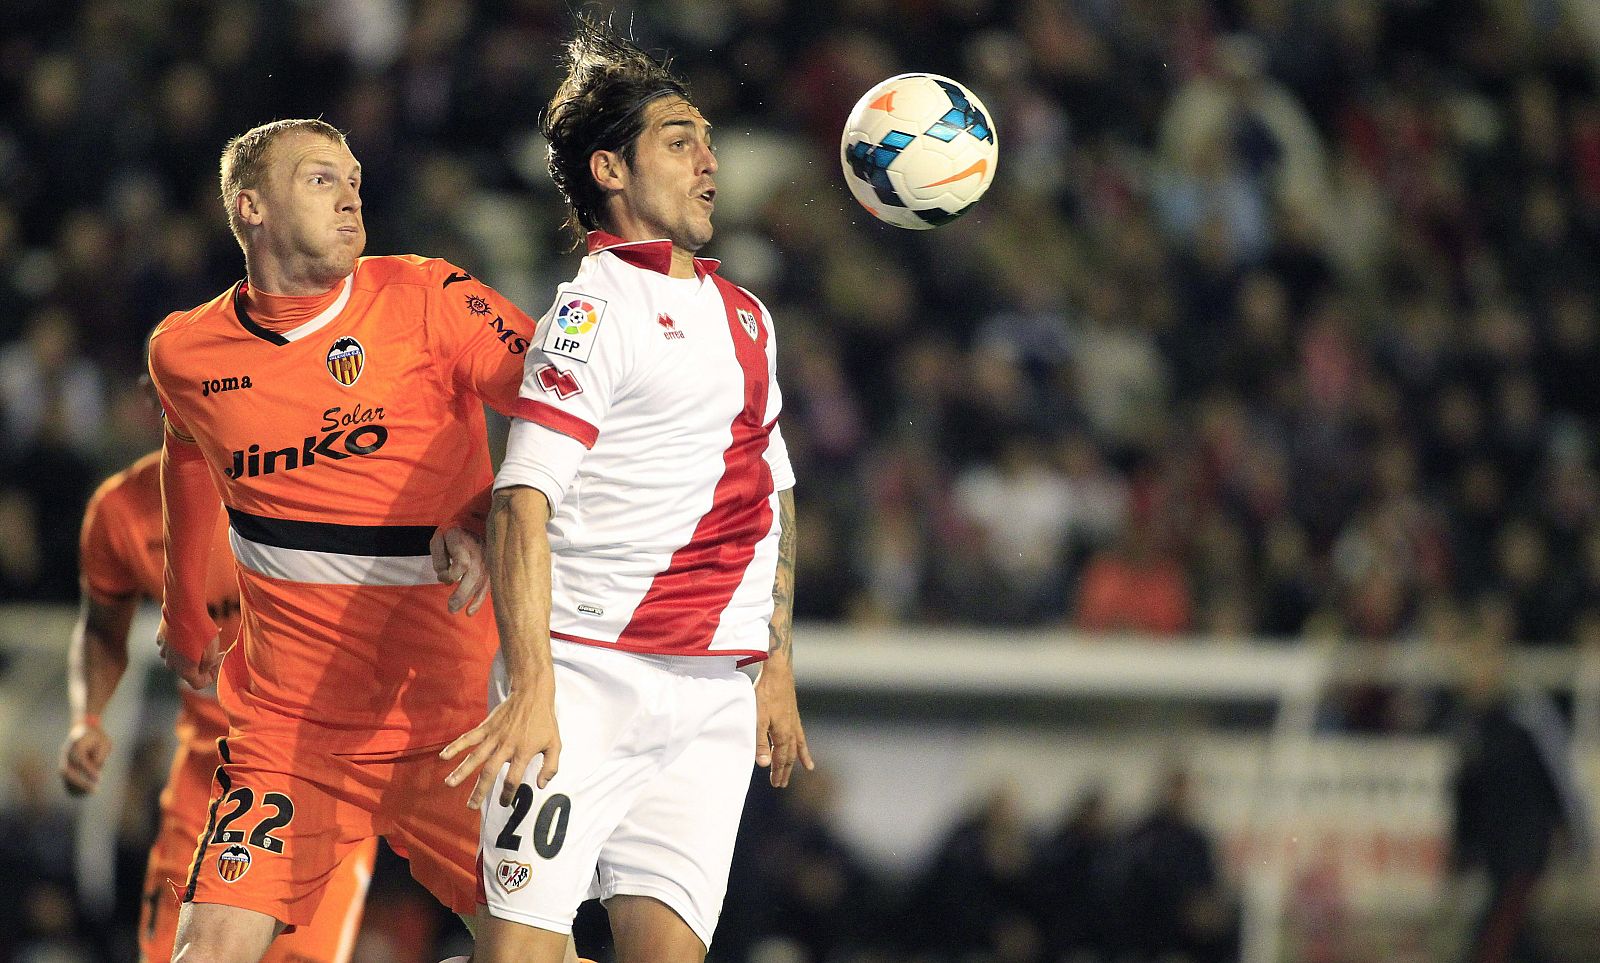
[3,609,1596,960]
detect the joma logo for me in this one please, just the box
[201,375,253,398]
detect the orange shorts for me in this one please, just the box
[182,730,477,928]
[144,730,376,962]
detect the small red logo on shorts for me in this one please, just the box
[497,859,531,892]
[217,845,252,882]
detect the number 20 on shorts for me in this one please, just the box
[495,785,572,858]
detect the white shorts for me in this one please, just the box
[479,639,757,948]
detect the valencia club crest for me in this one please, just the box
[326,336,365,386]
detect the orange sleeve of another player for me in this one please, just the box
[79,482,140,604]
[149,330,221,661]
[424,261,539,417]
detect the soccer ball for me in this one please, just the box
[840,73,999,230]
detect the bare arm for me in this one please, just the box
[754,487,813,787]
[59,594,137,795]
[441,485,561,809]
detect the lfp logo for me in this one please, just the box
[556,300,599,336]
[543,293,607,363]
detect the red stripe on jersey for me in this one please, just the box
[509,397,599,449]
[614,277,775,656]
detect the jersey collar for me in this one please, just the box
[585,231,720,279]
[232,272,355,346]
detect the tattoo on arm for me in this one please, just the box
[769,488,796,660]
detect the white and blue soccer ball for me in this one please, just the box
[840,73,999,230]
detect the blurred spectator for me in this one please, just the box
[1073,516,1193,637]
[1449,597,1589,963]
[0,486,45,599]
[910,785,1044,962]
[726,771,884,963]
[0,306,106,459]
[0,754,84,957]
[3,398,97,600]
[1114,768,1239,963]
[952,436,1074,623]
[1033,784,1119,961]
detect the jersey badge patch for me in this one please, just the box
[326,336,365,387]
[217,845,252,882]
[497,859,531,892]
[535,363,583,400]
[543,294,607,362]
[738,308,759,341]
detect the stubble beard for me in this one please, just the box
[302,229,363,286]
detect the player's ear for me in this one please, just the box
[235,189,265,229]
[590,150,626,192]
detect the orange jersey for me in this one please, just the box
[148,256,531,752]
[80,450,237,734]
[83,452,374,961]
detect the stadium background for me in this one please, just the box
[3,0,1600,960]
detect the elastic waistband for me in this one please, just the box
[551,637,751,679]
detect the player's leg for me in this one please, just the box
[435,929,584,963]
[169,902,283,962]
[182,736,375,961]
[261,836,376,963]
[605,894,707,963]
[594,663,757,963]
[469,911,574,963]
[467,644,665,959]
[375,742,584,962]
[139,734,221,962]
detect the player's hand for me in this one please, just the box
[754,657,814,788]
[440,683,561,810]
[59,720,112,796]
[158,630,223,689]
[431,526,490,616]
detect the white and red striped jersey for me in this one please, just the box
[495,232,794,663]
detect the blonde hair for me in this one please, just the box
[218,119,347,244]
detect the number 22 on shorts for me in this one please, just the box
[211,787,296,852]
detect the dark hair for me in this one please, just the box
[542,15,691,243]
[219,119,347,244]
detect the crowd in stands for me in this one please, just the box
[2,0,1598,958]
[4,0,1599,659]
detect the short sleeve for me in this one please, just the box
[148,323,194,441]
[765,422,795,493]
[79,486,139,603]
[424,261,541,417]
[495,283,634,508]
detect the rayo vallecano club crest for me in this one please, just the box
[497,859,531,892]
[737,308,759,340]
[326,336,365,386]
